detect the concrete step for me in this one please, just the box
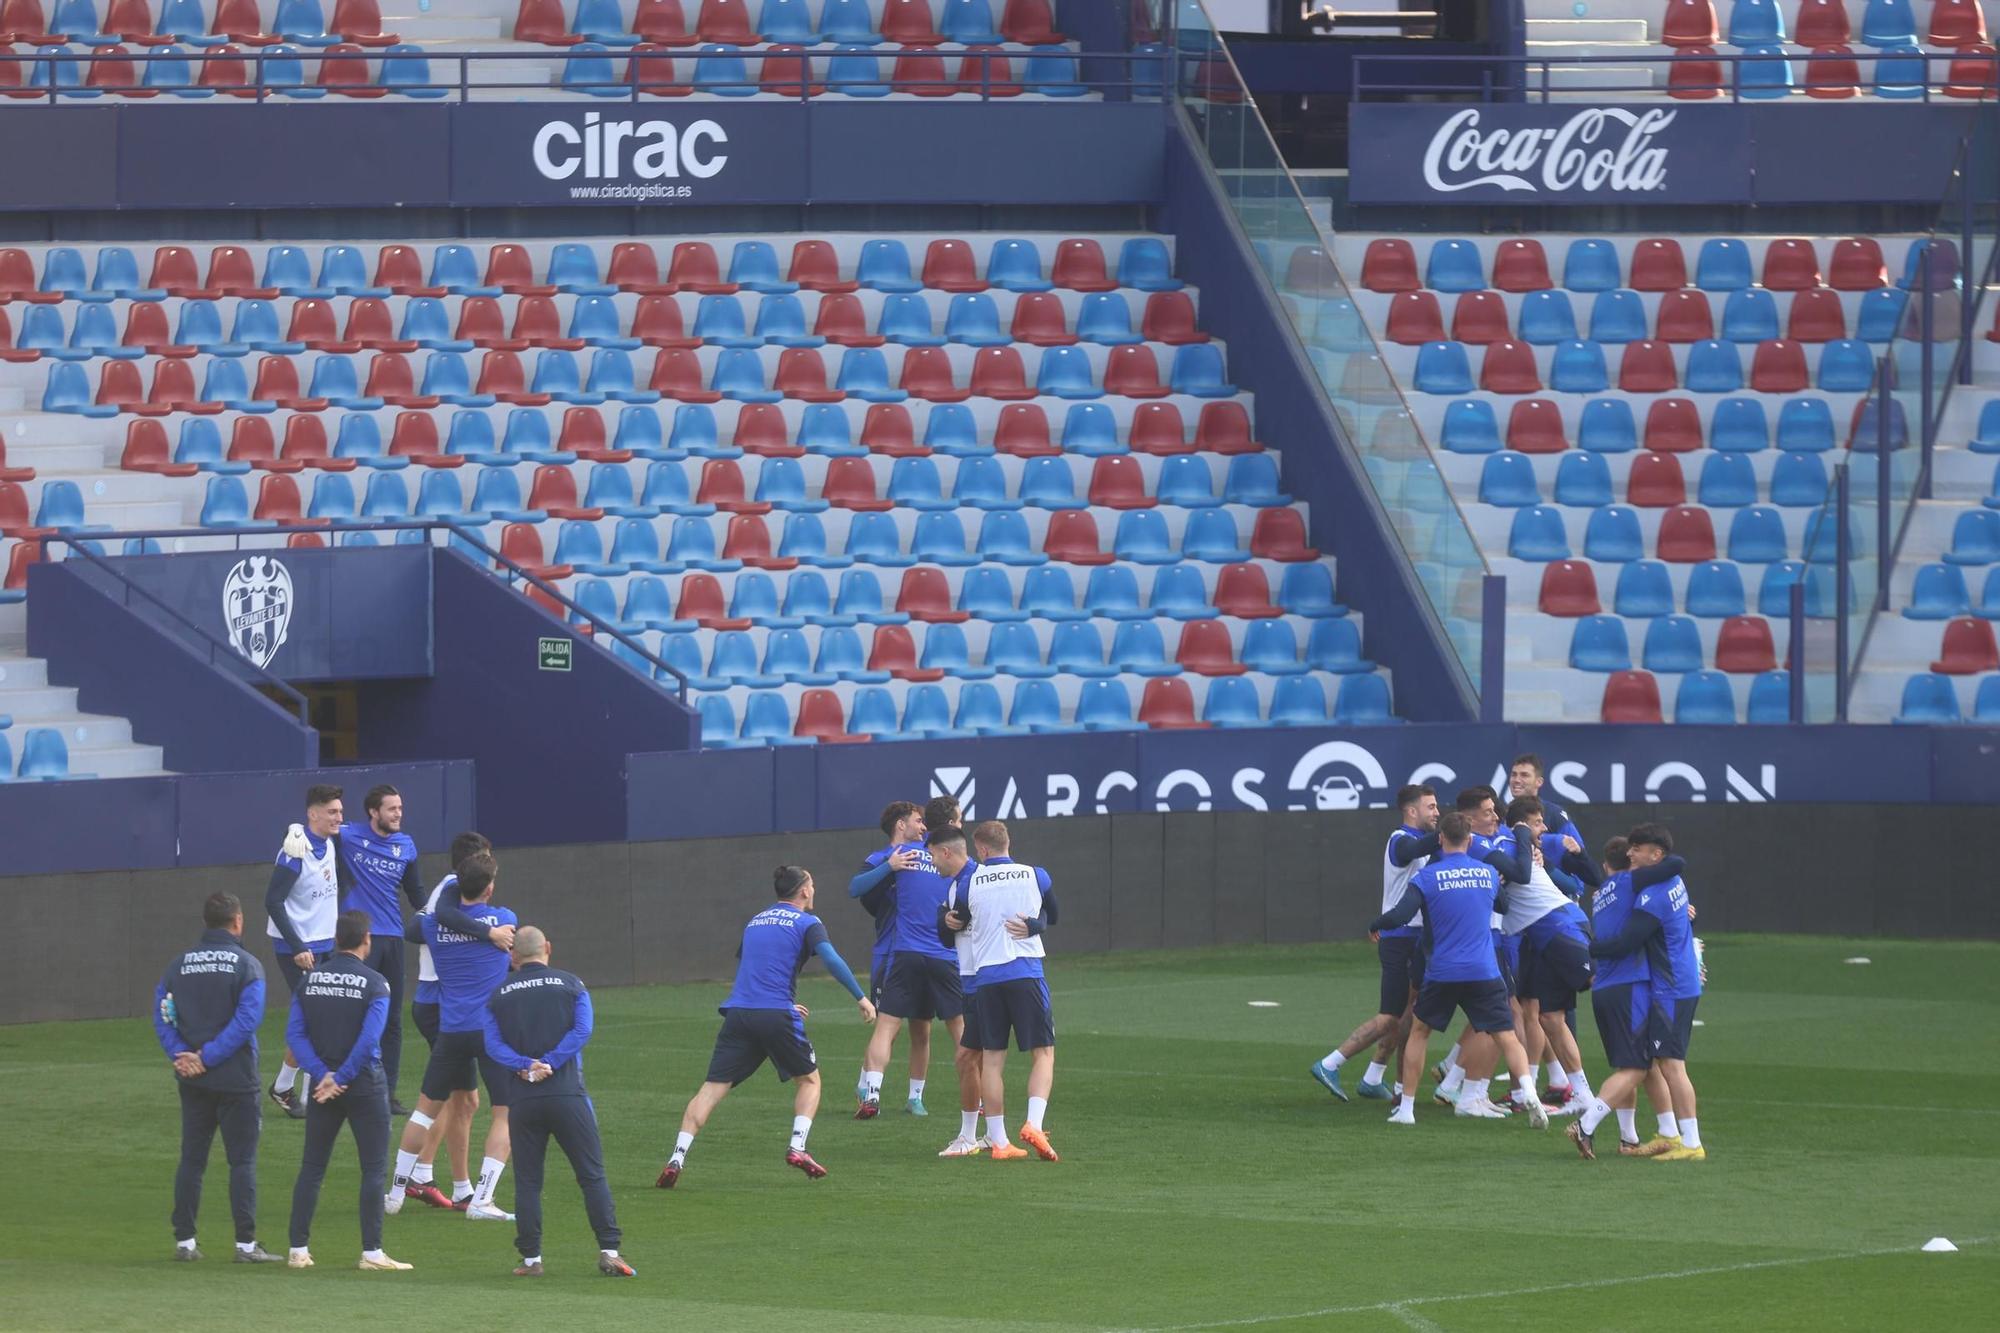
[1529,62,1660,90]
[1526,19,1653,42]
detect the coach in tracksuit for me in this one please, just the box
[480,927,632,1279]
[284,910,410,1271]
[154,892,282,1264]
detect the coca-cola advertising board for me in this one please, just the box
[1349,104,1752,204]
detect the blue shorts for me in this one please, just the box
[1521,931,1594,1013]
[1377,934,1425,1016]
[1494,935,1518,998]
[707,1008,817,1086]
[272,940,337,994]
[1649,994,1699,1061]
[957,980,987,1050]
[420,1028,512,1107]
[880,952,963,1022]
[869,948,891,1007]
[1593,981,1654,1071]
[972,977,1055,1052]
[1412,976,1512,1034]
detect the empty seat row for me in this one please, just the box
[1664,42,1992,101]
[513,0,1065,50]
[1507,501,1829,563]
[0,725,84,780]
[1904,560,2000,616]
[0,39,457,95]
[0,237,1181,301]
[1410,336,1880,395]
[1568,612,1782,673]
[1663,0,1988,49]
[1897,670,2000,721]
[0,0,391,45]
[1437,393,1874,455]
[1381,286,1910,347]
[1599,666,1797,723]
[1537,555,1846,618]
[1478,448,1831,509]
[1359,235,1947,295]
[0,289,1210,360]
[549,40,1090,98]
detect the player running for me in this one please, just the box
[1312,784,1438,1103]
[1371,811,1549,1130]
[658,866,876,1187]
[267,785,348,1120]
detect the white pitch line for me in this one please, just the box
[1131,1237,1993,1331]
[1387,1304,1447,1333]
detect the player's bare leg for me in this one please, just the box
[1569,1066,1648,1160]
[1389,1018,1433,1124]
[463,1107,512,1220]
[1493,1030,1549,1127]
[1653,1058,1703,1160]
[1313,1011,1394,1101]
[1018,1046,1058,1160]
[857,1014,903,1117]
[980,1048,1028,1159]
[659,1080,732,1187]
[786,1070,828,1177]
[905,1018,931,1114]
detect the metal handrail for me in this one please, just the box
[1353,49,1996,104]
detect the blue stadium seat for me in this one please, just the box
[1584,505,1644,562]
[39,362,108,417]
[1156,455,1219,508]
[1776,398,1835,452]
[1945,509,2000,564]
[17,728,80,780]
[692,295,759,348]
[1695,238,1753,289]
[1905,562,1973,619]
[1613,561,1676,617]
[1720,289,1780,343]
[1441,399,1501,453]
[319,245,385,295]
[708,630,782,688]
[1145,564,1214,620]
[1033,345,1099,400]
[199,475,261,528]
[695,695,740,747]
[666,514,741,571]
[985,622,1051,678]
[741,692,807,744]
[467,467,533,522]
[1111,509,1175,564]
[844,687,898,737]
[943,294,1008,348]
[1746,669,1793,722]
[334,414,395,465]
[1855,288,1910,343]
[1674,670,1738,723]
[693,44,756,94]
[309,355,383,410]
[1077,679,1143,731]
[729,241,795,295]
[1586,290,1647,343]
[1570,615,1634,671]
[1222,454,1287,507]
[1111,620,1180,676]
[1333,673,1397,724]
[16,305,68,354]
[1268,675,1330,725]
[1770,452,1830,507]
[1425,240,1485,293]
[877,294,942,347]
[856,239,920,293]
[820,0,880,42]
[1860,0,1919,45]
[1239,619,1305,675]
[1726,0,1788,43]
[756,457,824,512]
[1685,560,1748,617]
[887,456,952,510]
[175,300,228,351]
[1050,621,1115,678]
[1728,506,1790,562]
[793,403,858,457]
[821,626,888,681]
[552,519,622,576]
[1200,676,1266,728]
[92,247,158,298]
[1975,676,2000,724]
[619,577,685,631]
[1684,340,1743,393]
[903,684,967,737]
[583,463,655,518]
[844,512,911,566]
[728,572,789,628]
[1508,505,1570,560]
[1737,43,1794,98]
[1642,615,1705,672]
[955,567,1021,622]
[358,471,409,520]
[920,624,993,682]
[1021,565,1085,620]
[940,0,1002,43]
[173,419,233,472]
[570,578,621,633]
[1850,396,1909,452]
[1897,672,1961,723]
[944,456,1013,512]
[1010,678,1077,732]
[415,469,468,519]
[573,0,641,40]
[912,402,975,456]
[1305,617,1373,672]
[1563,239,1622,292]
[1277,563,1344,617]
[40,248,90,296]
[1710,397,1770,453]
[606,520,670,572]
[1118,238,1181,292]
[1518,291,1578,345]
[1550,340,1608,393]
[1182,509,1248,562]
[1553,452,1612,508]
[952,681,1011,734]
[1817,339,1875,391]
[65,304,125,356]
[1076,294,1143,347]
[1024,45,1085,96]
[1697,452,1758,507]
[1014,457,1081,512]
[834,347,907,403]
[711,347,780,402]
[986,239,1051,293]
[201,360,257,410]
[913,511,977,566]
[1414,341,1474,395]
[1577,398,1638,454]
[1872,48,1926,97]
[275,0,335,43]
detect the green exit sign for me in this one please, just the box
[537,637,573,672]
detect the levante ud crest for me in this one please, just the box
[223,556,293,670]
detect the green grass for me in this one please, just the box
[2,935,1997,1331]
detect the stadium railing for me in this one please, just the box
[1352,49,2000,104]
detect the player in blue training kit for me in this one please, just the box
[1432,786,1536,1116]
[1312,784,1439,1103]
[660,865,877,1187]
[1566,835,1657,1159]
[337,784,428,1114]
[267,784,349,1120]
[1370,811,1549,1129]
[848,799,937,1118]
[1505,755,1601,1110]
[855,795,964,1118]
[1589,825,1707,1162]
[1492,798,1597,1118]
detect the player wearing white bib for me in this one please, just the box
[1311,784,1439,1103]
[1492,797,1595,1117]
[267,785,348,1119]
[930,832,990,1159]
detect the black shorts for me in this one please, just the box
[1593,981,1654,1071]
[706,1008,818,1086]
[973,977,1055,1052]
[1376,934,1425,1016]
[420,1029,512,1107]
[1495,934,1519,998]
[1649,994,1699,1061]
[1412,976,1513,1034]
[412,1000,440,1047]
[870,950,891,1008]
[272,941,335,994]
[1522,931,1594,1013]
[879,952,963,1022]
[958,981,988,1050]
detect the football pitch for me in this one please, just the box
[1,935,1995,1331]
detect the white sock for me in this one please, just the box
[393,1149,419,1189]
[1615,1108,1638,1142]
[1549,1061,1570,1090]
[1679,1117,1701,1149]
[362,1248,386,1263]
[1444,1042,1461,1068]
[411,1162,434,1186]
[862,1070,883,1096]
[474,1157,505,1207]
[600,1250,617,1259]
[1579,1097,1612,1134]
[1439,1066,1465,1095]
[1657,1111,1681,1139]
[1397,1093,1415,1113]
[1469,1078,1489,1102]
[1320,1050,1347,1071]
[452,1179,472,1200]
[1525,1063,1540,1092]
[1570,1072,1593,1103]
[790,1115,812,1151]
[908,1079,925,1100]
[1026,1096,1047,1131]
[274,1063,298,1092]
[235,1240,255,1254]
[985,1114,1008,1146]
[177,1238,197,1251]
[671,1130,694,1163]
[289,1246,309,1259]
[1393,1081,1404,1097]
[960,1110,980,1140]
[1364,1061,1388,1085]
[523,1254,542,1266]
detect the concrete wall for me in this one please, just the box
[11,805,1995,1025]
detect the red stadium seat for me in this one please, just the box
[794,688,864,744]
[607,243,669,295]
[149,360,210,413]
[1129,401,1191,455]
[1141,291,1208,345]
[390,411,453,466]
[477,350,551,405]
[868,624,944,681]
[1716,615,1779,673]
[1139,677,1207,730]
[0,436,33,482]
[1803,45,1860,99]
[330,0,397,45]
[628,43,687,95]
[346,298,415,351]
[1644,398,1704,452]
[285,531,325,549]
[207,246,276,298]
[199,44,257,95]
[0,482,49,537]
[513,0,582,44]
[1538,560,1601,616]
[281,415,345,468]
[881,0,942,43]
[254,473,319,526]
[1760,239,1822,292]
[667,242,735,295]
[821,456,892,511]
[456,297,518,349]
[695,0,754,43]
[1359,238,1419,293]
[1630,238,1690,291]
[1479,340,1541,394]
[1946,43,2000,97]
[633,0,694,44]
[861,403,922,456]
[1749,339,1809,393]
[1827,237,1888,290]
[897,566,969,622]
[1450,291,1511,345]
[1087,454,1156,509]
[146,246,208,297]
[1251,508,1318,561]
[1506,399,1569,454]
[675,572,748,628]
[1931,0,1990,45]
[1284,245,1341,298]
[122,302,187,356]
[922,239,985,292]
[951,47,1019,96]
[695,458,766,514]
[1195,401,1261,454]
[3,539,40,592]
[0,0,59,44]
[1657,506,1718,562]
[86,45,142,93]
[648,348,722,402]
[1932,616,2000,673]
[1655,291,1714,342]
[1175,620,1245,676]
[485,244,554,296]
[774,347,845,403]
[812,292,879,346]
[1385,291,1446,345]
[287,299,352,350]
[1103,345,1169,398]
[1010,292,1078,346]
[1786,288,1847,342]
[120,420,197,476]
[527,464,601,520]
[758,45,819,96]
[318,42,385,96]
[892,51,952,96]
[1051,239,1118,293]
[632,294,698,348]
[722,513,793,569]
[1626,451,1688,507]
[363,353,437,408]
[212,0,278,42]
[995,403,1058,456]
[373,244,440,296]
[1491,239,1552,293]
[1213,562,1282,618]
[1001,0,1064,44]
[236,416,304,472]
[1666,46,1723,99]
[898,347,968,403]
[969,346,1036,401]
[1042,509,1114,564]
[1600,670,1664,722]
[1795,0,1851,44]
[1619,340,1679,392]
[1661,0,1719,46]
[729,403,795,457]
